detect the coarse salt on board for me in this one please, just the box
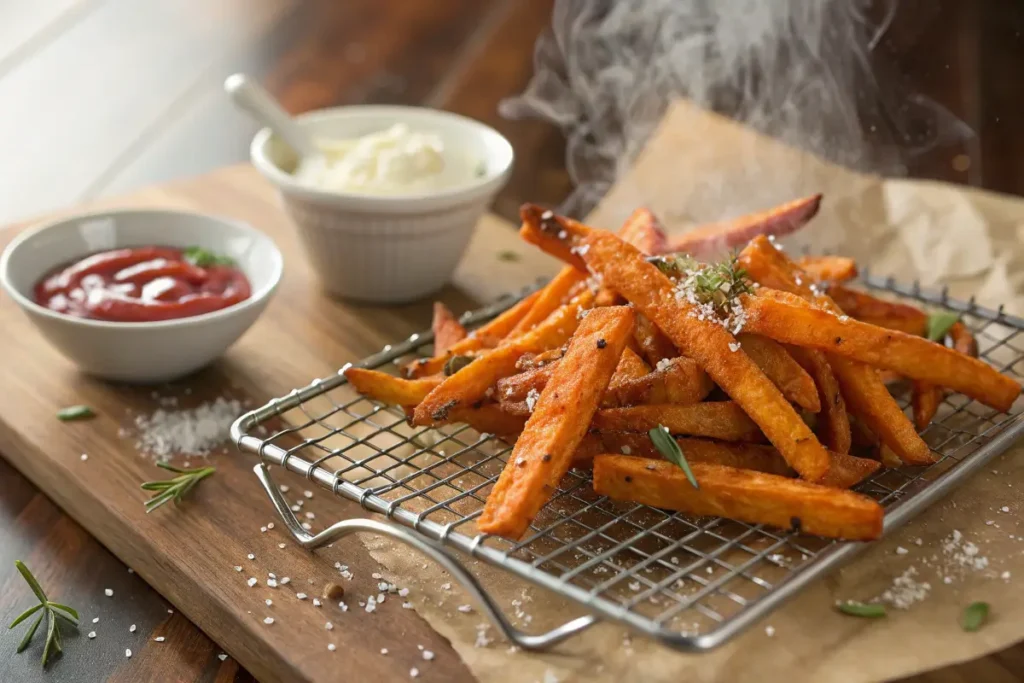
[129,397,245,459]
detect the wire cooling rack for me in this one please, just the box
[231,273,1024,652]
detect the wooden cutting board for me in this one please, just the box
[0,165,561,683]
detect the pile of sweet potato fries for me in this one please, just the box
[345,196,1021,542]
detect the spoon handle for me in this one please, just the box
[224,73,318,158]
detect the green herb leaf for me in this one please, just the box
[46,603,78,622]
[960,601,989,632]
[649,254,697,278]
[17,613,43,653]
[183,246,235,268]
[10,562,76,667]
[926,311,960,342]
[475,161,488,178]
[142,464,216,512]
[497,250,521,262]
[15,561,48,603]
[9,603,44,629]
[835,600,887,618]
[56,405,94,422]
[443,355,475,377]
[648,426,699,489]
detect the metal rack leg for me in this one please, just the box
[254,464,598,651]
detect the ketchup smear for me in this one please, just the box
[33,246,252,323]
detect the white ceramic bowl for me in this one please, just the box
[0,209,283,383]
[250,105,513,303]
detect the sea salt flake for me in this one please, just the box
[129,624,137,633]
[896,546,908,555]
[130,397,244,458]
[218,653,228,661]
[263,617,274,625]
[458,604,472,613]
[88,631,96,639]
[126,649,132,658]
[155,636,165,642]
[104,588,114,597]
[423,650,435,660]
[525,388,541,413]
[410,667,420,678]
[765,625,775,637]
[313,598,321,607]
[297,593,307,600]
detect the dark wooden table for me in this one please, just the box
[1,1,1023,681]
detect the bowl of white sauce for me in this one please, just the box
[250,106,513,303]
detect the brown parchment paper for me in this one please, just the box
[361,100,1024,682]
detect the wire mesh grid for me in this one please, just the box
[233,274,1024,651]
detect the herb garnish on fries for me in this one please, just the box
[344,195,1021,543]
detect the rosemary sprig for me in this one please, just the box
[651,253,754,317]
[649,426,699,489]
[141,461,216,512]
[8,561,78,667]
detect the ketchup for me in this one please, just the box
[34,246,252,322]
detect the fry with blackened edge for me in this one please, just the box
[414,290,595,425]
[478,306,635,538]
[592,456,883,540]
[431,302,467,356]
[520,205,832,482]
[406,290,542,378]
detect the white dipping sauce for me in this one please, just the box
[293,123,481,195]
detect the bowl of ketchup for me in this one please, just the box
[0,209,283,383]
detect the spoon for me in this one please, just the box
[224,73,319,159]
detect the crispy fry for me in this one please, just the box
[521,205,831,481]
[591,403,764,442]
[826,285,925,334]
[406,291,542,378]
[736,333,820,412]
[786,345,852,453]
[797,255,858,283]
[432,302,467,356]
[479,306,635,538]
[345,368,441,406]
[414,290,596,425]
[633,313,678,365]
[605,356,714,407]
[443,404,527,437]
[618,207,669,255]
[739,236,931,465]
[592,456,883,540]
[509,267,586,336]
[912,380,943,430]
[741,290,1020,413]
[516,347,564,371]
[611,347,650,385]
[667,194,822,257]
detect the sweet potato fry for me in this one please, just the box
[633,313,678,365]
[739,236,932,465]
[478,306,635,538]
[577,434,879,488]
[826,285,925,334]
[442,404,527,437]
[786,345,851,453]
[667,194,822,257]
[520,205,831,482]
[912,380,943,430]
[592,456,883,540]
[736,334,820,412]
[498,346,649,408]
[591,403,764,442]
[509,267,586,336]
[345,368,441,406]
[516,347,564,371]
[741,290,1020,412]
[414,290,596,425]
[605,356,714,407]
[406,291,542,378]
[618,207,669,255]
[797,255,858,283]
[432,302,467,356]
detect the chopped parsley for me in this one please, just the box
[183,246,235,268]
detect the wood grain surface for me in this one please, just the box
[2,0,1024,681]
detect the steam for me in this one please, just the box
[501,0,975,217]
